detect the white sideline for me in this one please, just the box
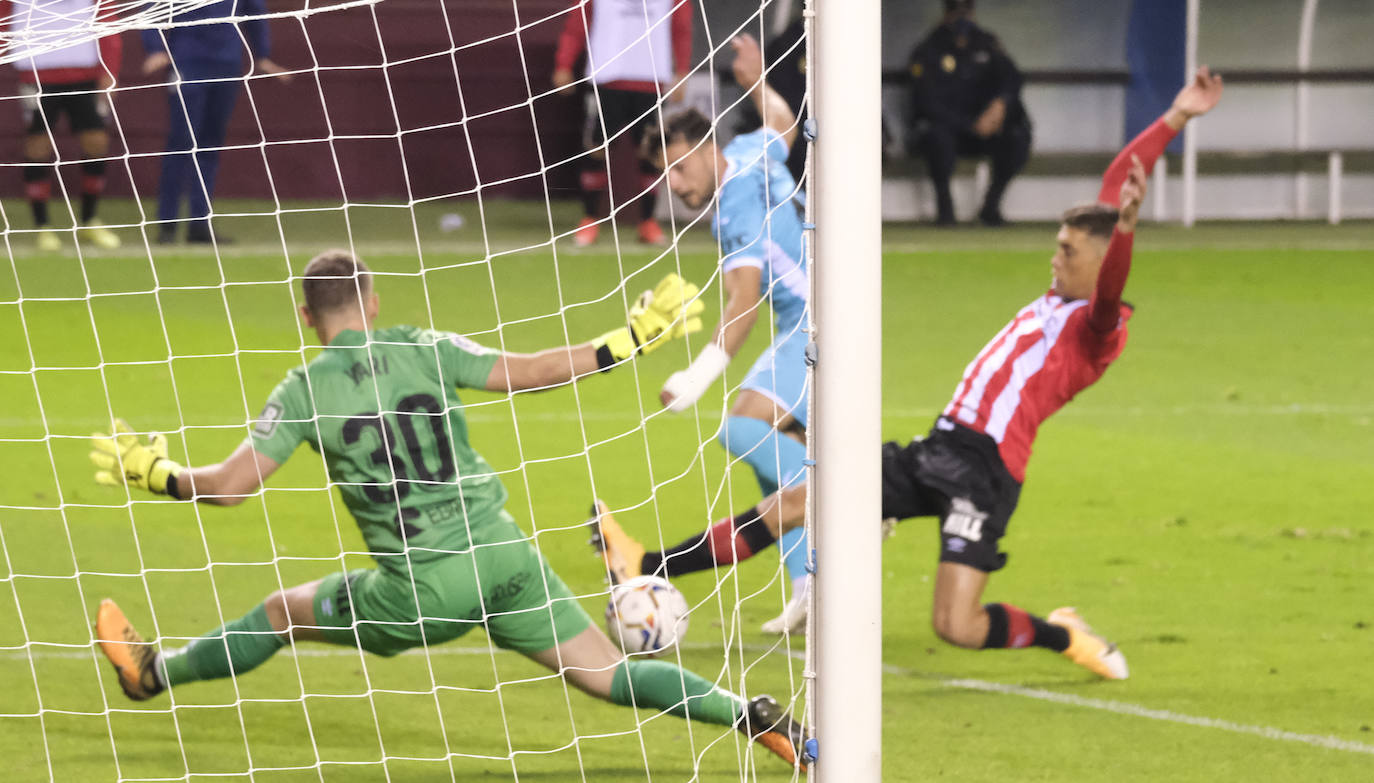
[865,656,1374,758]
[7,642,1373,757]
[941,676,1374,756]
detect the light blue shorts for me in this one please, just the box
[741,326,810,428]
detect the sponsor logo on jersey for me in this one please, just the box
[942,497,987,542]
[487,571,531,605]
[253,402,284,437]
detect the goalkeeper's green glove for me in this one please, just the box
[90,419,184,496]
[592,273,705,369]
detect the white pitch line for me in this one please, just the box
[9,642,1373,757]
[780,649,1374,758]
[941,677,1374,756]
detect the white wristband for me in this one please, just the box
[662,343,730,412]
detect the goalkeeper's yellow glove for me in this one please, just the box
[90,419,184,496]
[592,273,705,369]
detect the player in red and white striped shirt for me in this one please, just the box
[4,0,123,250]
[594,67,1224,680]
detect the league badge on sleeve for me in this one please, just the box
[253,402,284,437]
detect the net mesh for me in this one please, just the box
[0,0,811,779]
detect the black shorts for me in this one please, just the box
[583,87,660,153]
[881,418,1022,572]
[21,81,106,135]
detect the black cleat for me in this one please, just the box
[979,208,1010,227]
[741,694,808,768]
[186,224,232,244]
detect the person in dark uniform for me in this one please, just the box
[907,0,1031,226]
[140,0,288,245]
[753,16,808,186]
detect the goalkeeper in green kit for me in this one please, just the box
[90,250,806,767]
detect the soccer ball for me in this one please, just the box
[605,575,690,655]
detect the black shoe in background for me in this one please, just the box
[187,224,232,244]
[978,208,1010,227]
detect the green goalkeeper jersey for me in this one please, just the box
[247,325,504,575]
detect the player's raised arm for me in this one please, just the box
[1088,156,1147,334]
[90,419,281,505]
[731,34,798,149]
[1098,66,1223,205]
[485,273,704,392]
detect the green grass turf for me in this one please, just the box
[2,200,1372,781]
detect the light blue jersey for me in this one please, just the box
[712,128,809,336]
[712,127,813,587]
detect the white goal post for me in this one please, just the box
[808,0,883,778]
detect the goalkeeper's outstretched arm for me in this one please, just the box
[90,419,280,505]
[175,442,281,505]
[485,273,703,392]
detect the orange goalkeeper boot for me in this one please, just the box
[588,499,644,585]
[95,599,164,700]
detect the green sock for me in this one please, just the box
[158,604,286,687]
[610,659,745,727]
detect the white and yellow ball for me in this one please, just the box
[605,575,690,655]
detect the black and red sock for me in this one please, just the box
[637,167,659,221]
[579,167,608,219]
[981,603,1070,652]
[641,506,777,577]
[80,160,107,223]
[23,163,53,226]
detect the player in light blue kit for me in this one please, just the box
[602,34,812,633]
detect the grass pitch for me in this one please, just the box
[1,201,1372,781]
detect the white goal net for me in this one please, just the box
[1,0,820,779]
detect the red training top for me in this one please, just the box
[554,0,692,94]
[2,0,123,86]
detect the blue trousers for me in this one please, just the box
[157,77,240,226]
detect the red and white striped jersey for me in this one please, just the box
[941,291,1132,483]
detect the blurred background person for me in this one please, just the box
[737,14,807,187]
[907,0,1030,226]
[141,0,287,245]
[5,0,123,250]
[553,0,692,247]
